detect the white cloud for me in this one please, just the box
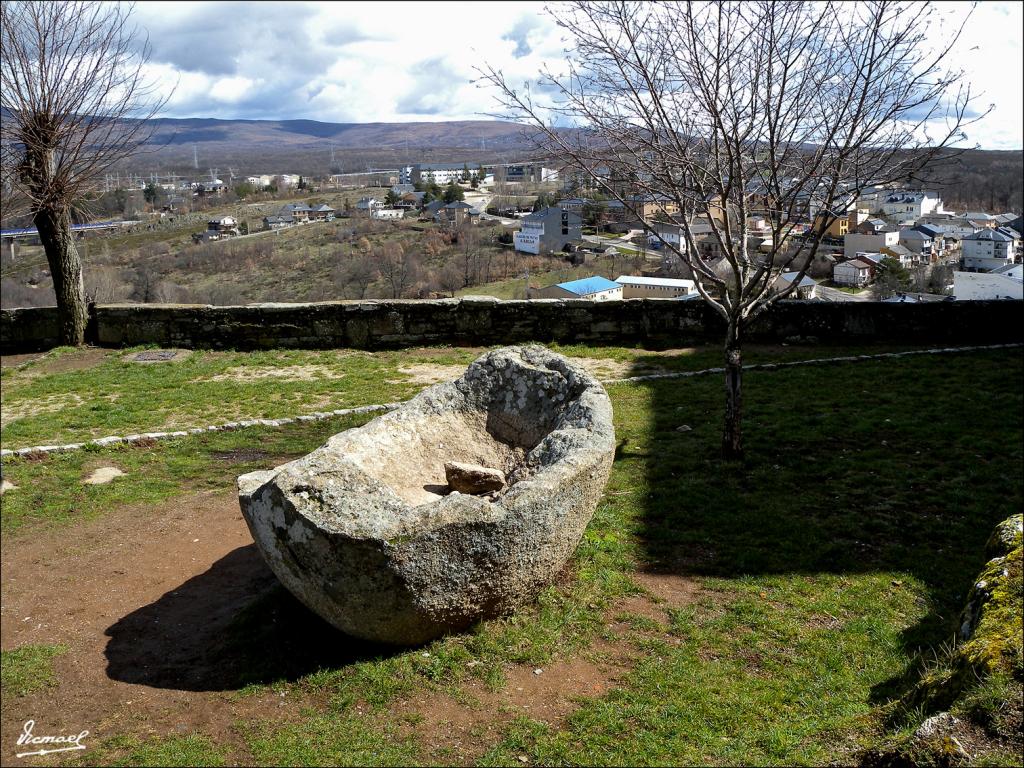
[130,0,1021,148]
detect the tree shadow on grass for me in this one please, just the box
[104,544,399,692]
[624,348,1022,709]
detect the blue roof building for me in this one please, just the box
[536,275,623,301]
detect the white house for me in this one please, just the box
[356,197,384,213]
[962,228,1017,271]
[773,271,818,298]
[615,275,696,298]
[535,275,623,301]
[371,208,404,220]
[833,258,875,286]
[953,265,1023,300]
[880,190,943,222]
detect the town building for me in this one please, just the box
[263,214,294,230]
[773,272,819,299]
[962,228,1017,272]
[491,164,559,184]
[844,231,899,260]
[880,190,943,222]
[398,163,483,185]
[280,202,314,222]
[356,197,384,214]
[833,257,877,287]
[614,275,696,298]
[535,275,623,301]
[953,264,1023,300]
[436,201,477,228]
[513,207,582,254]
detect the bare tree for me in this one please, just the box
[1,1,170,344]
[481,0,983,458]
[377,243,420,299]
[332,254,378,299]
[438,261,465,297]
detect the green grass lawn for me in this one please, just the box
[2,342,945,450]
[0,346,463,448]
[1,345,1020,766]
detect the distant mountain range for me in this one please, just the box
[115,117,549,175]
[145,117,539,150]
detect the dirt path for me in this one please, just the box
[1,488,700,766]
[0,489,287,764]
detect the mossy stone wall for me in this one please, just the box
[2,298,1022,354]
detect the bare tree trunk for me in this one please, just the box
[723,324,743,460]
[35,206,87,345]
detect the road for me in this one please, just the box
[815,284,875,302]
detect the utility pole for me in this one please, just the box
[193,143,198,169]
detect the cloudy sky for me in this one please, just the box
[132,1,1022,150]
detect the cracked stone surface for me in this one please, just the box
[238,345,615,645]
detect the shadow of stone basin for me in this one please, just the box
[238,345,616,646]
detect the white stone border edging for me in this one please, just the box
[1,343,1020,459]
[0,403,402,459]
[598,342,1024,385]
[601,342,1023,383]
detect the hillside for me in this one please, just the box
[144,117,536,150]
[116,117,546,176]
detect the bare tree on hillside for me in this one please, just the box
[332,255,378,299]
[1,1,170,343]
[481,0,983,458]
[377,243,420,299]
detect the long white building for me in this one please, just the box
[614,275,696,298]
[398,164,484,185]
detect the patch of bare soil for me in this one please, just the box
[123,349,192,364]
[0,476,701,766]
[0,392,85,428]
[12,346,114,375]
[570,357,669,381]
[0,352,47,369]
[389,364,468,385]
[627,347,702,358]
[202,364,345,382]
[401,347,487,360]
[0,488,311,765]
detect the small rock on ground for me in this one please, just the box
[914,712,959,740]
[444,461,506,494]
[84,467,125,485]
[0,478,17,494]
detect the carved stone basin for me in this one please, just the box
[237,345,615,645]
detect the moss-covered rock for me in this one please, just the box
[985,513,1023,560]
[878,514,1023,763]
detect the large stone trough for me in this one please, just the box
[237,345,616,645]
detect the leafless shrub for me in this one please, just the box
[481,0,983,457]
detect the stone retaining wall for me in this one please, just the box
[2,298,1022,354]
